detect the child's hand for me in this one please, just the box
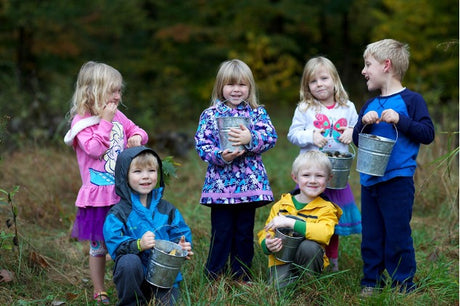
[380,109,399,124]
[221,149,245,162]
[362,111,379,124]
[265,232,283,253]
[227,125,251,146]
[178,235,194,260]
[139,231,155,251]
[127,135,142,148]
[313,129,327,148]
[101,102,118,122]
[338,127,353,144]
[264,214,295,231]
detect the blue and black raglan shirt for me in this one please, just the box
[352,88,435,187]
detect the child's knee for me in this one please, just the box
[115,254,143,275]
[294,240,324,272]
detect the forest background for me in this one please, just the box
[0,0,458,305]
[0,0,458,143]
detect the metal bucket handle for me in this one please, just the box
[153,224,178,236]
[215,99,250,114]
[349,143,356,156]
[360,124,398,142]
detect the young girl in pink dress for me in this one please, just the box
[288,56,362,271]
[64,61,148,303]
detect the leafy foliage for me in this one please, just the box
[0,0,457,150]
[161,156,180,186]
[0,186,20,251]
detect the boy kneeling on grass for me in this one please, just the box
[103,146,193,305]
[258,151,342,289]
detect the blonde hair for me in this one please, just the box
[363,39,410,81]
[292,150,332,177]
[130,151,159,172]
[298,56,349,112]
[211,59,260,109]
[68,61,124,120]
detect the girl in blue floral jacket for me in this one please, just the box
[195,59,277,282]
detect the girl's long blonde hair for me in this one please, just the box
[298,56,349,112]
[68,61,124,120]
[211,59,260,109]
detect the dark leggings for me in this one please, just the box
[205,205,256,281]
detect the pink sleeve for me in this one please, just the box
[74,119,113,159]
[116,111,149,145]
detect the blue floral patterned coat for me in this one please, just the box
[195,100,277,207]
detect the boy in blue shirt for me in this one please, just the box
[353,39,435,296]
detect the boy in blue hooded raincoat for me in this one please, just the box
[103,146,193,305]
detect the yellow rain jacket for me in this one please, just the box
[257,193,342,268]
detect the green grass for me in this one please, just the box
[0,111,458,305]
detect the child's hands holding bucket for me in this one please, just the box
[313,129,327,148]
[227,124,251,147]
[338,127,353,144]
[140,231,156,251]
[362,111,380,124]
[178,236,194,260]
[221,149,245,162]
[380,109,399,124]
[265,232,283,253]
[264,214,296,231]
[363,109,399,125]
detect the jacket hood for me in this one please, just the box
[115,146,165,203]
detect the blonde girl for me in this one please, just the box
[195,59,277,282]
[288,56,362,271]
[64,61,148,303]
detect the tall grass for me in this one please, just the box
[0,111,458,305]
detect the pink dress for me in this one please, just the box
[64,111,148,241]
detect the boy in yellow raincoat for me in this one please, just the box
[258,150,342,288]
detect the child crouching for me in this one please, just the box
[258,151,342,288]
[103,146,193,305]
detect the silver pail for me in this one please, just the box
[274,227,304,263]
[146,240,188,288]
[217,117,250,152]
[324,148,355,189]
[356,125,398,177]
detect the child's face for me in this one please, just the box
[292,164,330,202]
[362,55,386,92]
[128,162,158,196]
[222,82,249,108]
[308,67,335,105]
[106,86,121,106]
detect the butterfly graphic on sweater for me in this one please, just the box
[313,113,348,143]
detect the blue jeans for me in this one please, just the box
[360,177,416,290]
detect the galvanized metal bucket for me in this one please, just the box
[274,227,304,263]
[217,116,250,152]
[356,125,398,177]
[146,240,188,288]
[324,146,355,189]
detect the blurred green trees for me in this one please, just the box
[0,0,457,148]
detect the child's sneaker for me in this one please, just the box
[360,286,379,298]
[329,257,339,272]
